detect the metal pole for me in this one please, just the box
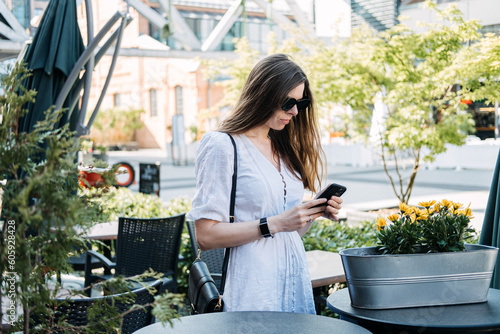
[67,15,133,132]
[83,11,129,136]
[78,0,95,132]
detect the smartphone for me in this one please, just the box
[311,183,347,208]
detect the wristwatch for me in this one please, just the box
[259,217,274,238]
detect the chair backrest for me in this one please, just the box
[53,279,161,334]
[186,220,225,289]
[115,214,185,280]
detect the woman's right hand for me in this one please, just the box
[269,198,327,233]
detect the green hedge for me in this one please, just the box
[303,218,379,252]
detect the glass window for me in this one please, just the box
[150,89,157,117]
[218,21,242,51]
[175,86,183,115]
[185,17,202,40]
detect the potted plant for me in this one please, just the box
[340,200,499,309]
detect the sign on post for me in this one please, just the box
[139,162,161,196]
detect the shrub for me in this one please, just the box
[303,219,379,252]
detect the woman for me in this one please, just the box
[187,53,343,313]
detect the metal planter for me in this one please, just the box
[340,244,499,309]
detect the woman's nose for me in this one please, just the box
[287,105,299,116]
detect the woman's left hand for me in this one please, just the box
[323,196,343,221]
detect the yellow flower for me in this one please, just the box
[440,199,453,209]
[433,203,440,212]
[399,203,413,215]
[414,207,425,215]
[376,217,387,231]
[418,200,436,208]
[414,207,429,220]
[459,205,474,219]
[387,214,400,222]
[417,214,428,221]
[378,198,476,254]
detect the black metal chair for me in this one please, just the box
[45,279,162,334]
[84,214,185,294]
[186,220,225,290]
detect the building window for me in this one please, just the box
[113,93,121,107]
[219,21,242,51]
[150,89,157,117]
[175,86,183,115]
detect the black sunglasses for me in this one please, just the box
[281,98,311,112]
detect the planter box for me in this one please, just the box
[340,244,499,309]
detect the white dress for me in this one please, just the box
[187,131,316,314]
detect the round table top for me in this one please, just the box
[327,288,500,331]
[133,311,371,334]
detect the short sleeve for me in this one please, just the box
[186,132,235,222]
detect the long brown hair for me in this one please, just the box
[218,53,325,192]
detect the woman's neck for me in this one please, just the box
[243,126,269,142]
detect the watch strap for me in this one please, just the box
[259,217,274,238]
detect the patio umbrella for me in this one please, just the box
[479,147,500,289]
[18,0,85,134]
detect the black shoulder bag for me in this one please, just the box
[188,133,237,314]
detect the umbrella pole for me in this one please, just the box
[77,0,95,128]
[66,15,133,135]
[82,14,128,136]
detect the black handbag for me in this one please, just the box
[188,133,237,314]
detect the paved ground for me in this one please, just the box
[106,148,497,232]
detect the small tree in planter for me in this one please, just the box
[0,63,181,333]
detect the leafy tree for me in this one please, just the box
[311,1,500,204]
[205,1,500,204]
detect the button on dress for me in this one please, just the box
[187,131,316,314]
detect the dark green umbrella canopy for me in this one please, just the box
[18,0,85,133]
[480,147,500,289]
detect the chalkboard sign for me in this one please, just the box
[139,162,160,196]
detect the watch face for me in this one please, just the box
[259,218,272,238]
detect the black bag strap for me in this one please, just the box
[219,133,237,296]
